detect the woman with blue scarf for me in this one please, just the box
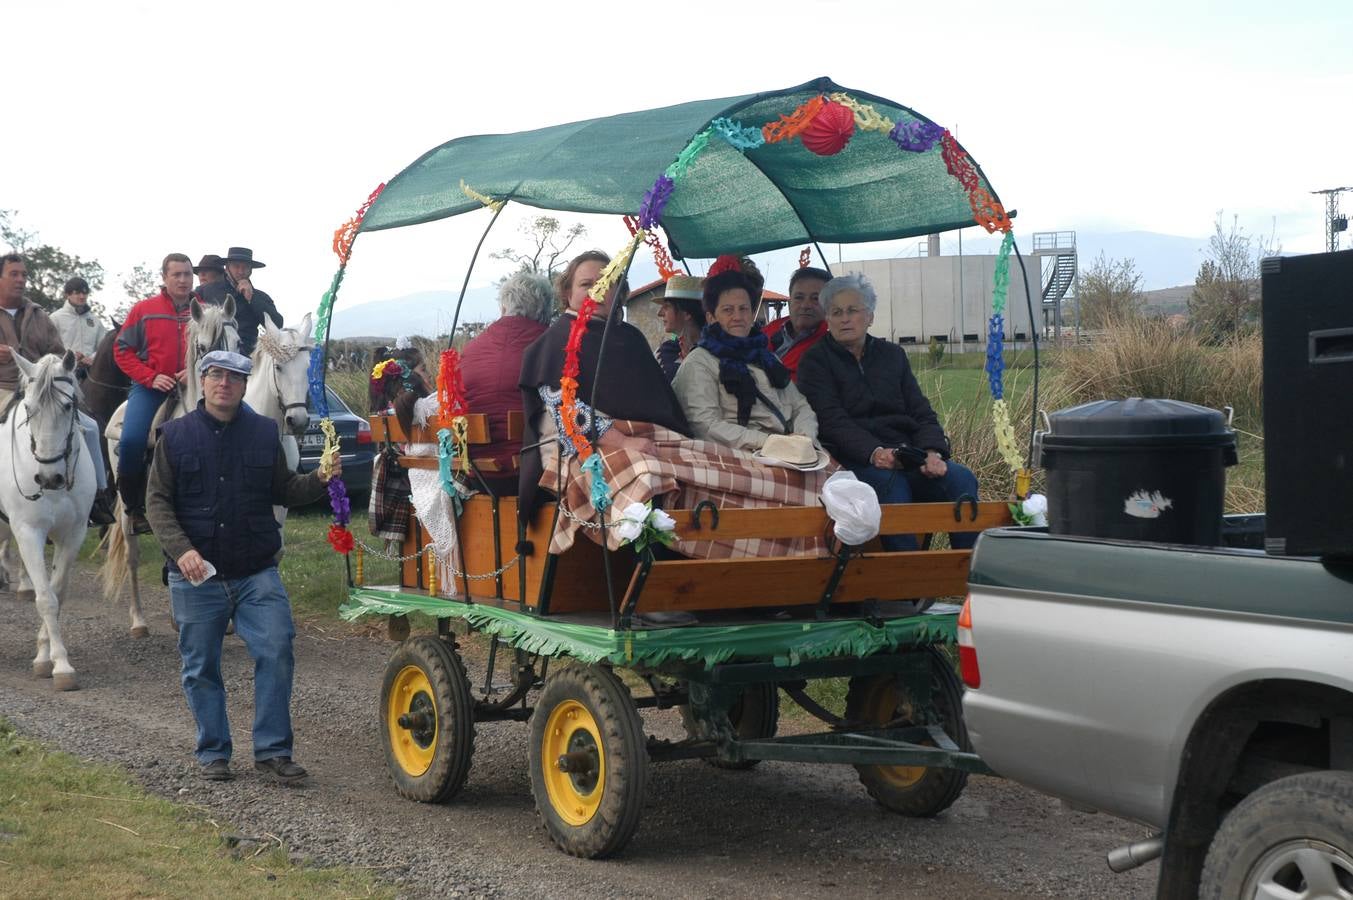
[673,257,820,454]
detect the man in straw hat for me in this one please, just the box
[147,349,340,784]
[197,247,282,356]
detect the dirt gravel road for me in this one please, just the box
[0,564,1158,898]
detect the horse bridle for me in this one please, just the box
[11,374,81,501]
[274,345,314,433]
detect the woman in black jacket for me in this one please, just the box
[797,273,980,550]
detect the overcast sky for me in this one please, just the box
[5,0,1349,327]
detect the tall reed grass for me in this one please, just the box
[940,318,1265,513]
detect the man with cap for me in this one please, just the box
[653,274,705,382]
[192,254,226,298]
[49,276,109,370]
[197,247,282,356]
[146,349,339,784]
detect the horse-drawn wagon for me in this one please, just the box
[319,77,1036,857]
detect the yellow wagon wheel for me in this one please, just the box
[380,636,474,803]
[845,646,970,817]
[529,665,648,858]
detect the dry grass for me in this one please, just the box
[1055,317,1263,434]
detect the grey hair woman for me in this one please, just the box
[797,272,980,551]
[457,271,557,490]
[498,271,555,325]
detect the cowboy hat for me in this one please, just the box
[222,247,266,269]
[755,433,830,471]
[193,253,226,274]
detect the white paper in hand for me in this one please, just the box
[188,560,217,588]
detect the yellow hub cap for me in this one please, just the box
[388,665,438,777]
[541,699,605,826]
[866,680,926,788]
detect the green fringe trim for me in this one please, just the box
[340,589,955,670]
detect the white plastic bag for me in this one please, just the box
[821,471,882,546]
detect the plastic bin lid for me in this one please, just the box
[1044,398,1236,447]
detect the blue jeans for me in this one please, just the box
[170,566,296,764]
[850,461,981,551]
[78,412,106,490]
[117,382,171,476]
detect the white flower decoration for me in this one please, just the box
[1021,493,1049,526]
[648,508,676,532]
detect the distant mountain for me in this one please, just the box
[327,287,500,339]
[871,229,1208,292]
[328,231,1212,339]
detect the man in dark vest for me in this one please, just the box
[146,349,340,783]
[197,247,282,356]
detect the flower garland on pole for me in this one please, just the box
[310,183,385,554]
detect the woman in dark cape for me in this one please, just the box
[518,251,689,524]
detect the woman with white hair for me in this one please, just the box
[460,271,556,492]
[797,273,980,551]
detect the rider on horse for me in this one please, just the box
[113,253,196,534]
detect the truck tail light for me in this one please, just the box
[957,594,981,689]
[356,420,373,445]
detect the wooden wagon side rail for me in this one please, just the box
[666,500,1013,541]
[623,550,974,613]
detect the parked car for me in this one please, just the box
[297,386,375,500]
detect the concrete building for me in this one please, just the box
[833,249,1037,350]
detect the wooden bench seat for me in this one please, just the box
[370,410,524,473]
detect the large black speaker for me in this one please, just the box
[1261,249,1353,559]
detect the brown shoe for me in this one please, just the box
[129,511,153,535]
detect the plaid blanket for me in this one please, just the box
[539,418,835,558]
[368,447,412,542]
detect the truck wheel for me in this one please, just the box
[380,636,474,803]
[1199,770,1353,900]
[530,665,648,858]
[680,682,780,770]
[845,646,969,817]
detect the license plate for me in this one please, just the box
[300,433,327,449]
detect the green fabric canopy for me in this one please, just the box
[357,77,1003,259]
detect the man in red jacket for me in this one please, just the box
[763,266,831,381]
[113,253,194,533]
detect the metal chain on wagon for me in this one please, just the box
[353,538,521,581]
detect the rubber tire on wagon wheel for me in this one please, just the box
[845,645,969,817]
[380,636,475,803]
[529,665,648,859]
[1199,770,1353,900]
[679,682,780,770]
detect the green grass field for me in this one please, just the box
[0,718,391,899]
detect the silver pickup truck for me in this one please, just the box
[960,518,1353,899]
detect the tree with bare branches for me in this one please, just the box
[1078,253,1144,329]
[490,216,586,276]
[1188,213,1278,340]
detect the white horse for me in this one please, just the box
[0,352,97,690]
[245,314,316,530]
[100,300,240,635]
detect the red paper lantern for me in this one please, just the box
[800,101,856,156]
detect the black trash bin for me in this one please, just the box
[1038,398,1238,546]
